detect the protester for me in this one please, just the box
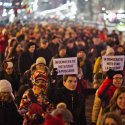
[19,70,54,125]
[104,87,125,124]
[18,42,37,75]
[0,80,23,125]
[92,70,124,125]
[0,61,19,93]
[36,38,52,66]
[47,74,87,125]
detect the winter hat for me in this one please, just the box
[105,46,115,55]
[44,114,64,125]
[106,69,123,79]
[36,57,46,65]
[51,103,73,123]
[27,42,36,49]
[112,70,123,77]
[0,80,12,93]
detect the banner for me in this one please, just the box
[102,55,124,71]
[53,57,78,75]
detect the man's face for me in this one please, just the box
[77,51,86,59]
[5,67,13,75]
[63,76,77,91]
[59,49,66,57]
[113,74,123,88]
[28,45,35,53]
[40,42,48,49]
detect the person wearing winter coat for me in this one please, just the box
[18,42,37,75]
[19,70,54,125]
[47,74,87,125]
[104,87,125,125]
[92,70,124,125]
[36,38,52,67]
[0,80,23,125]
[0,61,19,93]
[49,44,67,88]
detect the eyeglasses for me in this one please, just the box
[113,77,123,80]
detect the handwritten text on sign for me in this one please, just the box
[53,57,78,75]
[102,56,124,71]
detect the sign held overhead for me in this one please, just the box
[102,55,124,71]
[53,57,78,75]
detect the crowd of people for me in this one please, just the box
[0,20,125,125]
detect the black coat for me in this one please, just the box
[0,101,23,125]
[47,86,86,125]
[0,71,19,92]
[36,47,53,66]
[18,51,37,75]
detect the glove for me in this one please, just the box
[50,68,58,80]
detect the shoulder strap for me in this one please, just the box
[28,89,37,103]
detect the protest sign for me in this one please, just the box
[102,55,124,71]
[53,57,78,75]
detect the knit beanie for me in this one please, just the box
[44,114,64,125]
[51,103,73,123]
[36,57,46,65]
[106,69,123,79]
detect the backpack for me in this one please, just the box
[97,78,113,108]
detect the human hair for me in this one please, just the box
[63,74,77,82]
[11,42,22,55]
[26,42,36,50]
[0,92,14,103]
[108,86,125,111]
[2,61,13,71]
[101,112,122,125]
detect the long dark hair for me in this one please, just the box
[11,42,22,56]
[107,87,125,112]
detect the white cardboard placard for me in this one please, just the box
[53,57,78,75]
[102,55,124,71]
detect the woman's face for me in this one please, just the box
[113,74,123,88]
[104,118,117,125]
[16,44,22,52]
[36,63,45,71]
[117,92,125,110]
